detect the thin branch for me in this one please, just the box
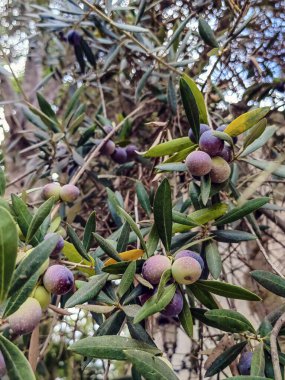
[270,311,285,380]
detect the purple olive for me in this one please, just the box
[188,124,211,142]
[161,290,183,317]
[217,145,233,163]
[103,125,113,134]
[199,130,224,156]
[111,147,128,164]
[101,140,116,155]
[60,184,80,202]
[126,145,138,161]
[238,351,253,375]
[8,298,42,337]
[175,250,204,271]
[142,256,171,285]
[67,30,81,46]
[185,151,212,177]
[43,265,74,295]
[44,232,64,258]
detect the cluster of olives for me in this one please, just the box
[42,183,80,203]
[5,235,74,339]
[100,126,138,164]
[186,124,235,183]
[140,250,204,317]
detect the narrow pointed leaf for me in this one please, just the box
[67,225,90,261]
[0,207,18,302]
[181,74,208,124]
[205,309,255,333]
[215,197,269,226]
[146,224,159,257]
[83,211,96,251]
[116,207,147,253]
[11,194,41,246]
[205,341,247,377]
[241,125,277,157]
[153,179,172,252]
[200,174,211,206]
[37,92,57,121]
[69,336,161,360]
[198,18,219,48]
[0,334,36,380]
[125,350,179,380]
[93,233,122,262]
[117,261,136,299]
[144,137,193,158]
[155,269,172,302]
[251,270,285,297]
[0,167,5,196]
[117,222,130,253]
[26,197,55,244]
[135,0,147,24]
[136,182,151,217]
[180,77,200,143]
[197,280,261,301]
[205,240,222,279]
[188,284,219,309]
[213,229,256,243]
[245,158,285,178]
[3,270,40,317]
[9,235,59,295]
[178,294,193,337]
[251,343,265,376]
[65,273,109,308]
[224,107,270,137]
[243,118,267,150]
[134,284,176,324]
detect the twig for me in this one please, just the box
[245,219,284,278]
[270,311,285,380]
[80,0,182,76]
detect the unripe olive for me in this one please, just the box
[142,255,171,285]
[43,264,74,295]
[44,232,64,258]
[0,351,6,377]
[42,183,61,201]
[185,151,212,177]
[175,250,204,271]
[210,156,231,183]
[8,298,42,337]
[60,184,80,202]
[172,257,202,285]
[32,286,51,310]
[56,226,67,239]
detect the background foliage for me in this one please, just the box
[0,0,285,379]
